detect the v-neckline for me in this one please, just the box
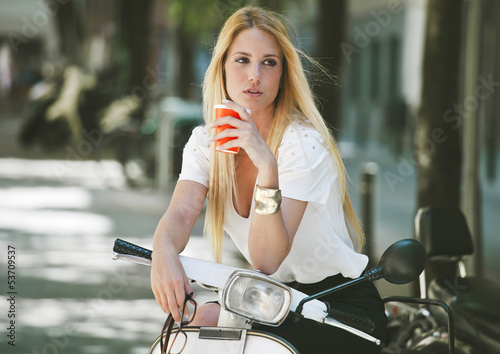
[230,180,257,220]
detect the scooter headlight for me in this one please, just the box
[221,271,292,326]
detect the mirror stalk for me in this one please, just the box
[294,239,426,316]
[295,276,368,314]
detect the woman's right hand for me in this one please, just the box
[151,247,194,322]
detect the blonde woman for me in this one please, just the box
[151,6,386,353]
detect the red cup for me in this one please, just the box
[214,104,250,154]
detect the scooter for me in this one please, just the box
[112,238,427,353]
[382,206,500,354]
[19,65,153,187]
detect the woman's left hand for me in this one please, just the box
[209,100,276,172]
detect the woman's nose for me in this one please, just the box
[248,63,261,84]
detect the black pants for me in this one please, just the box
[254,274,387,354]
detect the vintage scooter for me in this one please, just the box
[112,238,426,353]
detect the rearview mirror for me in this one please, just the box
[366,239,427,284]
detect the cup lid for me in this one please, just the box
[214,104,251,114]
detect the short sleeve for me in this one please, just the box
[277,123,337,205]
[178,126,210,187]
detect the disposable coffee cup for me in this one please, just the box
[214,104,251,154]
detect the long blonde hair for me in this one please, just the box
[202,6,364,262]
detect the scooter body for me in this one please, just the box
[112,238,427,353]
[148,327,299,354]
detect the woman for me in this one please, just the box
[151,6,386,353]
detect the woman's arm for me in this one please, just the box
[210,100,307,274]
[248,162,308,274]
[151,180,208,321]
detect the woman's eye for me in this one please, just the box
[263,59,277,67]
[236,57,249,64]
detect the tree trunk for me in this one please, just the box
[177,17,197,100]
[120,0,153,93]
[54,1,84,65]
[313,0,347,134]
[416,0,464,294]
[417,0,463,209]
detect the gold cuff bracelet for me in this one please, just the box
[254,185,282,215]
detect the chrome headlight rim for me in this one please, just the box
[221,270,292,326]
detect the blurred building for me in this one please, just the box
[341,0,500,170]
[342,0,421,157]
[341,0,500,276]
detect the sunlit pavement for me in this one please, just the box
[0,158,246,354]
[1,156,499,354]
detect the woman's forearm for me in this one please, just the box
[152,180,208,257]
[248,212,291,273]
[152,210,191,256]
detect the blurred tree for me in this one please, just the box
[416,0,463,293]
[52,0,154,103]
[417,0,463,209]
[53,1,84,65]
[313,0,347,134]
[119,0,153,93]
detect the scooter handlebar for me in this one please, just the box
[111,238,329,321]
[328,308,374,334]
[113,238,152,260]
[111,238,381,345]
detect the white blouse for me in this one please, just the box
[178,122,368,283]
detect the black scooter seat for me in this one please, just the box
[429,276,500,352]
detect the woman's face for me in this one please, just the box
[224,28,283,117]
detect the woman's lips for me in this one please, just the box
[244,88,262,98]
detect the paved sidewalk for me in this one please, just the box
[1,152,499,353]
[0,158,246,354]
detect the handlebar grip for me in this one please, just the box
[113,238,152,260]
[328,308,375,334]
